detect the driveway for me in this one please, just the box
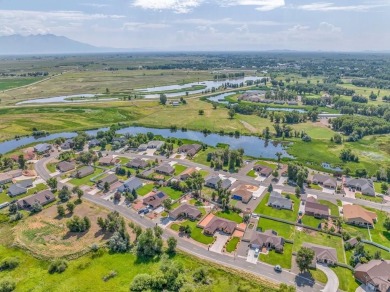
[246,248,258,264]
[210,231,230,254]
[316,263,339,292]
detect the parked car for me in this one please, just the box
[254,248,260,256]
[274,265,282,272]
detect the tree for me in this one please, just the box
[381,182,388,194]
[47,177,58,190]
[0,279,16,292]
[48,259,68,274]
[163,198,172,211]
[296,247,315,273]
[295,186,301,197]
[160,94,167,105]
[268,184,273,192]
[228,108,235,119]
[272,170,279,180]
[66,216,90,232]
[198,109,204,115]
[275,152,282,162]
[18,154,26,169]
[167,237,177,254]
[384,217,390,231]
[30,202,42,214]
[8,203,17,215]
[103,182,110,192]
[57,205,65,217]
[212,102,217,109]
[58,186,71,202]
[66,201,75,213]
[136,228,163,257]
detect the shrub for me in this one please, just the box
[48,259,68,274]
[102,270,117,282]
[0,257,19,271]
[0,280,15,292]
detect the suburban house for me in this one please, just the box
[117,177,143,193]
[177,144,202,156]
[354,260,390,292]
[179,167,197,180]
[155,164,175,176]
[204,175,231,190]
[137,144,148,151]
[248,230,285,253]
[143,191,168,209]
[0,169,23,185]
[147,141,165,150]
[88,139,100,147]
[253,164,273,177]
[34,143,52,154]
[344,177,376,197]
[72,166,94,179]
[97,174,119,189]
[346,237,359,248]
[169,204,202,220]
[202,217,237,235]
[267,191,293,210]
[343,205,377,228]
[98,155,119,166]
[17,190,55,210]
[8,179,33,197]
[231,185,253,203]
[304,197,330,219]
[10,150,35,162]
[302,243,338,266]
[312,174,337,189]
[127,158,148,169]
[57,161,76,173]
[60,139,74,150]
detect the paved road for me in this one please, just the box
[316,263,339,292]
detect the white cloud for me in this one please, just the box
[318,22,341,32]
[288,24,310,32]
[178,18,284,26]
[218,0,285,11]
[122,22,170,31]
[133,0,203,13]
[297,2,390,12]
[80,3,111,8]
[0,26,15,35]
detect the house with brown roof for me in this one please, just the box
[97,174,118,189]
[17,190,55,209]
[169,204,202,220]
[354,260,390,292]
[143,191,168,209]
[231,185,253,203]
[312,174,337,189]
[343,205,377,228]
[98,155,119,166]
[155,164,175,176]
[253,165,273,177]
[71,166,94,179]
[179,167,197,180]
[126,158,148,169]
[304,197,330,219]
[248,230,285,253]
[177,144,202,157]
[303,243,338,267]
[202,217,237,235]
[0,169,23,185]
[57,161,76,173]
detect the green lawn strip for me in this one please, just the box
[331,266,360,292]
[259,242,293,269]
[345,243,390,262]
[255,160,277,170]
[170,220,214,245]
[254,193,299,221]
[118,157,130,164]
[342,224,370,240]
[46,163,57,173]
[374,182,383,193]
[318,200,339,216]
[226,237,240,253]
[301,216,322,229]
[199,170,208,178]
[173,164,187,176]
[308,184,322,191]
[136,184,155,196]
[215,210,242,223]
[309,268,328,284]
[355,193,383,203]
[293,230,345,264]
[159,187,183,200]
[365,207,390,246]
[257,218,295,240]
[69,167,104,187]
[246,170,257,178]
[0,245,276,292]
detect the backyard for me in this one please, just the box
[215,210,243,223]
[69,167,104,187]
[173,164,187,176]
[318,200,339,216]
[257,218,296,240]
[170,220,214,245]
[254,192,299,221]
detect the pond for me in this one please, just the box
[207,92,238,104]
[321,162,343,172]
[0,126,292,159]
[137,76,263,99]
[16,94,113,105]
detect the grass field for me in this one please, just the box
[254,193,299,221]
[136,184,155,196]
[257,218,296,240]
[259,242,293,269]
[301,216,322,229]
[69,168,104,187]
[247,169,257,177]
[366,207,390,246]
[173,164,187,175]
[159,186,183,200]
[331,266,360,292]
[0,77,42,91]
[46,162,57,173]
[215,210,243,223]
[342,223,370,240]
[226,237,240,252]
[318,200,339,216]
[255,160,278,170]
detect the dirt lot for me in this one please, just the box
[14,200,135,258]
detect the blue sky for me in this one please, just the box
[0,0,389,51]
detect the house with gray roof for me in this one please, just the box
[117,177,143,193]
[354,260,390,292]
[204,175,231,190]
[312,174,337,189]
[71,166,94,179]
[97,174,119,189]
[127,158,148,169]
[177,144,202,156]
[88,139,100,147]
[60,139,74,150]
[57,161,76,172]
[147,141,165,150]
[0,169,24,185]
[304,197,330,219]
[267,191,293,210]
[17,190,55,210]
[8,183,29,197]
[248,230,285,253]
[143,191,168,209]
[303,243,338,267]
[34,143,52,154]
[137,144,148,151]
[169,204,201,220]
[155,164,175,176]
[344,177,375,197]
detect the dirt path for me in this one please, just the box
[240,120,257,133]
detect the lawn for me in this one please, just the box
[69,167,104,187]
[46,162,57,173]
[257,218,296,240]
[293,230,345,263]
[136,184,155,196]
[173,164,187,175]
[26,183,48,196]
[119,157,130,165]
[259,242,293,269]
[342,223,370,240]
[215,210,243,223]
[308,184,322,191]
[318,200,339,216]
[170,220,214,245]
[366,207,390,246]
[192,148,215,167]
[246,169,257,178]
[199,170,209,178]
[159,186,183,200]
[254,192,299,221]
[309,268,328,284]
[226,237,240,252]
[355,193,383,203]
[331,266,360,292]
[0,245,279,292]
[255,160,277,170]
[301,215,322,229]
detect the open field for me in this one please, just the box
[0,77,43,91]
